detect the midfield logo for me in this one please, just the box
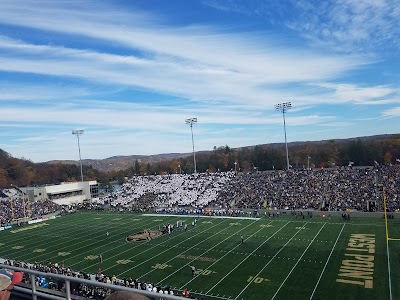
[126,229,164,242]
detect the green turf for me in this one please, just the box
[1,211,399,300]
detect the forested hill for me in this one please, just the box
[47,152,192,173]
[0,133,399,188]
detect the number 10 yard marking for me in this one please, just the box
[247,276,270,284]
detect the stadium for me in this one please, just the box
[1,1,400,300]
[1,167,400,300]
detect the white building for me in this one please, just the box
[20,181,99,205]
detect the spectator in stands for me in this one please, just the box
[0,269,23,300]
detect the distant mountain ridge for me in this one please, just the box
[46,133,400,172]
[47,153,193,172]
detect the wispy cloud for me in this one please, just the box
[0,1,374,109]
[0,0,399,162]
[381,107,400,118]
[315,82,400,104]
[205,0,400,52]
[0,82,94,101]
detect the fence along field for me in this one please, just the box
[0,211,398,300]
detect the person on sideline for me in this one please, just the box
[105,291,150,300]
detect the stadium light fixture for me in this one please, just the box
[185,117,197,174]
[275,102,292,171]
[72,129,84,182]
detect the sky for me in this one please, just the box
[0,0,400,163]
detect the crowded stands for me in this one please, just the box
[3,259,182,299]
[1,165,399,300]
[0,189,61,226]
[95,166,400,212]
[1,166,399,225]
[98,172,235,209]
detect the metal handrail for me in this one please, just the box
[0,264,188,300]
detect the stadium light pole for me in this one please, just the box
[307,156,311,169]
[185,117,197,174]
[275,102,292,171]
[72,129,84,182]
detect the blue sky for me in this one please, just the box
[0,0,399,162]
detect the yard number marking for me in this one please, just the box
[152,263,172,269]
[84,255,99,260]
[116,259,132,265]
[33,248,46,253]
[195,269,217,276]
[247,276,270,284]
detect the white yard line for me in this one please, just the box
[179,221,275,290]
[271,219,384,226]
[9,215,167,265]
[67,217,170,267]
[206,222,293,295]
[83,218,205,272]
[232,222,309,300]
[270,223,326,300]
[115,218,230,276]
[31,216,155,263]
[155,219,261,285]
[139,219,244,280]
[2,214,121,258]
[1,214,95,249]
[309,223,345,300]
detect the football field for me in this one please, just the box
[1,211,399,300]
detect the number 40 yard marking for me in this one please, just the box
[247,276,270,284]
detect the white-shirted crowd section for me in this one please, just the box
[98,172,235,208]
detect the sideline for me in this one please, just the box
[142,213,260,220]
[309,223,346,299]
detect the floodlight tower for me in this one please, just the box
[185,117,197,174]
[275,102,292,171]
[72,129,84,182]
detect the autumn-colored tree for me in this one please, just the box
[384,151,392,165]
[0,167,8,188]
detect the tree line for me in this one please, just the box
[0,135,399,189]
